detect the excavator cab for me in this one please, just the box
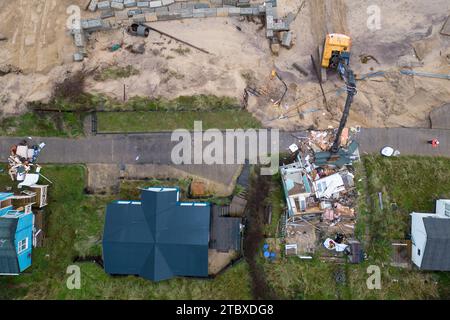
[321,34,352,69]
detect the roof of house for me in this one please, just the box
[0,193,13,202]
[102,188,210,282]
[421,217,450,271]
[0,218,19,275]
[210,206,241,252]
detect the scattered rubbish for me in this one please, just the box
[292,62,309,77]
[427,138,440,148]
[359,54,379,64]
[143,24,211,55]
[380,146,401,157]
[135,156,140,161]
[324,238,348,252]
[109,43,122,52]
[127,23,150,37]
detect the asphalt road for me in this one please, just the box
[1,128,449,165]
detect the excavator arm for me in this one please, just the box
[330,56,357,154]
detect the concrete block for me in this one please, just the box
[228,7,240,16]
[115,10,129,20]
[88,0,98,12]
[194,3,210,9]
[137,1,149,7]
[97,1,111,10]
[145,12,158,21]
[281,31,293,48]
[101,10,115,18]
[128,8,143,16]
[111,2,124,9]
[168,3,182,10]
[266,29,273,38]
[149,0,162,8]
[133,13,146,21]
[112,0,124,3]
[192,9,206,18]
[155,6,169,12]
[240,7,253,15]
[216,7,228,17]
[161,0,175,6]
[210,0,223,5]
[73,53,84,62]
[73,32,85,47]
[180,8,193,18]
[124,0,137,7]
[204,8,217,17]
[223,0,237,5]
[141,7,155,12]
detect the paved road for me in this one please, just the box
[1,128,449,164]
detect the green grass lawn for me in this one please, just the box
[97,110,262,133]
[0,112,84,137]
[0,165,252,300]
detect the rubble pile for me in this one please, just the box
[280,129,363,263]
[8,140,46,187]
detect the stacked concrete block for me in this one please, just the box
[88,0,98,11]
[216,7,229,17]
[73,53,84,62]
[115,10,129,20]
[124,0,137,7]
[141,7,156,13]
[73,31,85,47]
[111,1,125,10]
[133,13,146,22]
[162,0,175,6]
[145,12,158,21]
[205,8,217,17]
[137,1,149,7]
[194,3,210,9]
[155,6,169,12]
[240,7,253,15]
[223,0,237,6]
[150,1,163,8]
[128,8,143,16]
[168,3,182,10]
[180,8,194,18]
[101,10,115,18]
[228,7,240,16]
[97,1,111,10]
[236,0,250,7]
[210,0,223,6]
[192,8,206,18]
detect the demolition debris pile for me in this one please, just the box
[280,129,363,263]
[7,140,48,188]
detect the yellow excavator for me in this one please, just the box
[320,33,357,154]
[321,33,352,69]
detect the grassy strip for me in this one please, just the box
[0,112,84,137]
[93,65,140,82]
[97,110,262,132]
[0,166,252,299]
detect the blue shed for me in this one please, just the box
[102,187,210,282]
[0,193,33,275]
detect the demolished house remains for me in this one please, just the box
[280,129,362,263]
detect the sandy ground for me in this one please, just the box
[1,0,449,129]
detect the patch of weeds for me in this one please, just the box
[93,65,140,82]
[170,46,191,56]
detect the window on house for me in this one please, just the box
[417,249,421,256]
[18,238,28,254]
[445,203,450,217]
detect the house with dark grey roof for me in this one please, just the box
[0,192,34,275]
[411,199,450,271]
[103,187,213,282]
